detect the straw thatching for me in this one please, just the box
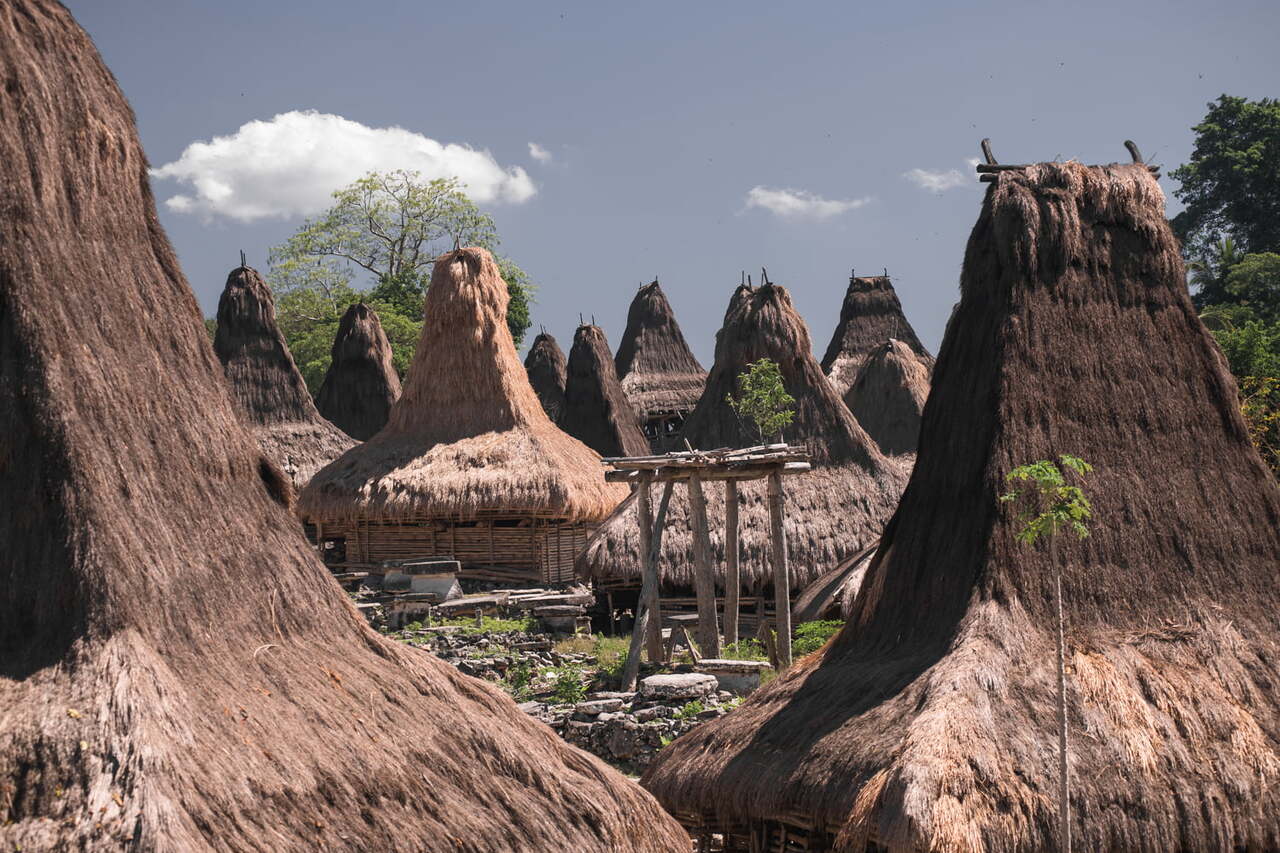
[843,338,931,457]
[214,264,355,486]
[561,324,651,458]
[614,280,707,448]
[0,5,689,850]
[299,249,627,581]
[578,282,909,589]
[820,274,933,397]
[316,302,403,441]
[642,162,1280,852]
[525,331,568,422]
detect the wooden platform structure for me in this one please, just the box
[604,444,810,689]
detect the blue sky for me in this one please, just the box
[69,0,1279,365]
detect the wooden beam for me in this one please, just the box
[724,479,740,648]
[687,471,721,658]
[635,475,663,662]
[767,471,792,667]
[621,480,674,691]
[604,462,811,483]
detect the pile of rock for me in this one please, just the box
[395,626,590,680]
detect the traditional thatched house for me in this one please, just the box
[614,280,708,450]
[844,338,931,456]
[300,250,627,584]
[315,302,402,441]
[578,282,909,607]
[820,273,933,397]
[560,323,651,458]
[642,162,1280,851]
[213,264,354,486]
[0,5,688,850]
[524,330,568,422]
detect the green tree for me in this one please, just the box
[1186,236,1242,310]
[1000,454,1093,853]
[725,358,796,443]
[1171,95,1280,258]
[1224,252,1280,323]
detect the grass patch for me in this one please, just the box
[721,638,768,661]
[792,620,843,657]
[674,700,705,721]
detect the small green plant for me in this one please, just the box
[402,620,424,632]
[503,660,536,700]
[674,700,705,721]
[792,620,843,657]
[658,733,675,748]
[546,666,587,705]
[721,639,768,661]
[726,358,796,443]
[437,614,534,635]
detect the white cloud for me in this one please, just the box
[744,186,872,220]
[528,142,553,164]
[151,110,537,221]
[902,167,970,192]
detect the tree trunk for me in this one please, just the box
[622,481,674,691]
[1053,536,1071,853]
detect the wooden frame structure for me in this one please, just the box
[603,444,811,689]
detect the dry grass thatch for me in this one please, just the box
[614,280,707,418]
[844,339,931,457]
[642,162,1280,851]
[578,283,909,588]
[560,324,652,458]
[315,302,403,441]
[524,331,568,422]
[214,264,355,486]
[820,275,934,397]
[0,5,688,850]
[299,249,627,522]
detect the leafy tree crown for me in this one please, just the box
[999,455,1094,545]
[725,358,796,444]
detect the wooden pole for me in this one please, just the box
[723,479,741,648]
[767,470,791,666]
[686,471,721,658]
[636,475,663,662]
[621,481,674,691]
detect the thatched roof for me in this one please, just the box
[560,324,651,458]
[843,338,931,456]
[578,283,909,588]
[214,264,354,486]
[614,280,707,418]
[0,6,687,850]
[315,302,402,441]
[299,249,627,522]
[642,162,1280,850]
[524,331,568,422]
[820,274,933,396]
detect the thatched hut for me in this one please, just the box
[843,338,931,456]
[0,5,688,850]
[560,323,651,458]
[315,302,402,441]
[641,162,1280,851]
[614,280,708,450]
[300,250,627,584]
[213,264,354,486]
[820,273,933,397]
[578,282,909,614]
[524,330,568,422]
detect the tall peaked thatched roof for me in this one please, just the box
[560,324,651,458]
[524,331,568,422]
[843,338,931,456]
[300,249,627,522]
[213,264,354,485]
[579,283,909,588]
[0,6,686,850]
[315,302,402,441]
[642,162,1280,851]
[614,280,707,418]
[820,274,933,396]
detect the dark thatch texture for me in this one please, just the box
[524,331,568,422]
[316,302,402,441]
[214,264,355,486]
[843,338,931,457]
[578,283,909,588]
[614,280,707,421]
[642,162,1280,851]
[0,5,688,850]
[820,275,933,397]
[299,250,627,522]
[561,324,651,458]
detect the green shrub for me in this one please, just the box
[674,700,705,721]
[721,639,768,661]
[792,620,843,657]
[436,614,534,635]
[503,661,536,700]
[547,666,587,705]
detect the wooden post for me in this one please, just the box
[636,475,663,662]
[723,479,741,648]
[621,481,674,691]
[767,470,791,666]
[687,471,720,658]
